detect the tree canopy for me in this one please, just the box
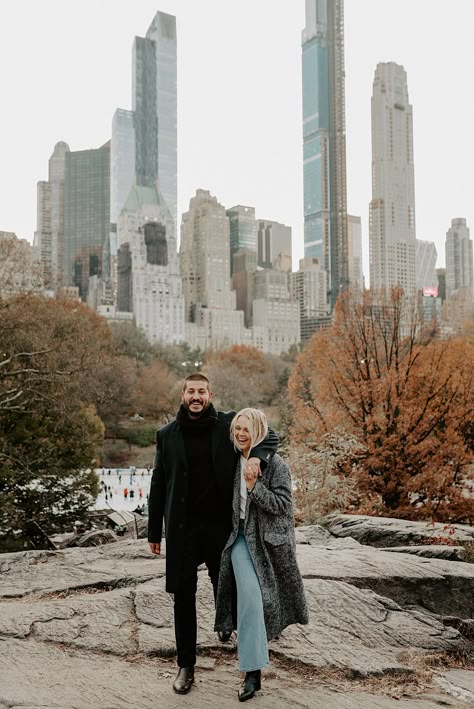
[0,296,115,543]
[289,288,474,523]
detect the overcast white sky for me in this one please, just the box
[1,1,473,278]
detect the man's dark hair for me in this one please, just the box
[182,372,210,392]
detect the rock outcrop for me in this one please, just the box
[1,522,473,708]
[326,513,474,548]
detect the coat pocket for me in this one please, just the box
[264,531,289,546]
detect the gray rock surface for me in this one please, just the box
[1,531,473,708]
[326,513,474,547]
[436,670,474,704]
[1,637,468,709]
[381,545,466,561]
[296,541,474,617]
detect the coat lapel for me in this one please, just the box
[171,426,188,472]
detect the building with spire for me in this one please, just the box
[301,0,348,310]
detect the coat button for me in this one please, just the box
[179,523,184,529]
[180,497,185,503]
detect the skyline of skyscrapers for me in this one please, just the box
[369,62,416,296]
[19,5,474,351]
[301,0,349,311]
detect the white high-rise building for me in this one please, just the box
[257,220,292,272]
[292,256,329,342]
[347,214,363,288]
[34,141,69,291]
[1,231,44,296]
[116,184,184,345]
[110,109,135,239]
[369,62,416,295]
[252,270,300,355]
[180,190,248,349]
[445,218,473,299]
[416,239,438,292]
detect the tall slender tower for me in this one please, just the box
[133,11,177,227]
[34,141,69,290]
[301,0,348,310]
[445,218,473,298]
[369,62,416,295]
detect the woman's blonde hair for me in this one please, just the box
[230,408,268,453]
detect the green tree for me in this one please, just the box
[0,295,114,546]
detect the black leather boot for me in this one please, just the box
[238,669,261,702]
[218,630,232,642]
[173,666,194,694]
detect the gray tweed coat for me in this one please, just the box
[214,453,308,641]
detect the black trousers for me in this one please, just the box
[174,522,226,667]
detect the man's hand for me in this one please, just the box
[149,542,161,555]
[243,457,261,491]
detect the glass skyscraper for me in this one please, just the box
[302,0,348,309]
[63,142,110,298]
[111,11,177,239]
[226,205,257,274]
[133,11,177,227]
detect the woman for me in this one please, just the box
[215,408,308,702]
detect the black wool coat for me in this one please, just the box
[147,409,279,593]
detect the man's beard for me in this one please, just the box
[183,398,210,418]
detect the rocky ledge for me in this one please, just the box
[1,515,473,708]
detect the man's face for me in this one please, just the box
[181,381,213,418]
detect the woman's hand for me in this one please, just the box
[243,457,261,491]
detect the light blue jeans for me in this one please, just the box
[231,527,270,672]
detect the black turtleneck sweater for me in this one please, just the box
[176,403,220,523]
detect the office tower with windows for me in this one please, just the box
[116,184,184,344]
[416,239,438,292]
[180,190,248,348]
[110,110,135,240]
[369,62,416,295]
[63,142,110,299]
[232,249,257,327]
[292,256,330,342]
[347,214,363,288]
[227,205,257,274]
[1,231,44,296]
[445,218,473,299]
[302,0,348,309]
[252,270,300,355]
[34,141,69,290]
[257,219,292,272]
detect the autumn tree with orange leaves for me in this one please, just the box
[204,345,287,411]
[288,288,474,523]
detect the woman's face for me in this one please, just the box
[234,415,252,455]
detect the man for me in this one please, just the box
[148,373,278,695]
